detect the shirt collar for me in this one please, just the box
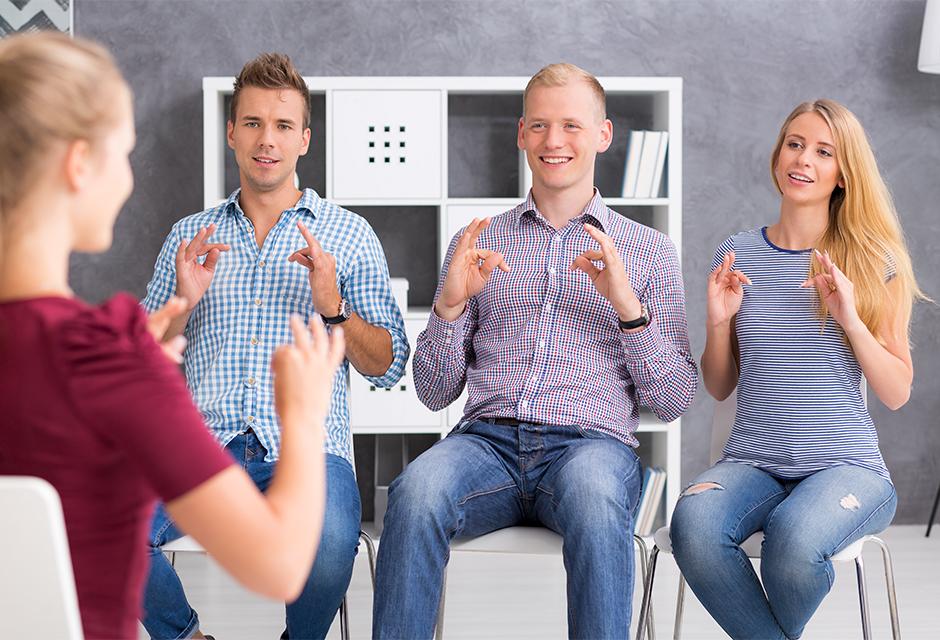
[517,188,610,232]
[224,187,321,220]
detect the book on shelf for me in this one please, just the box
[634,466,667,536]
[621,130,668,199]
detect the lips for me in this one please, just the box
[253,156,279,166]
[540,156,572,166]
[787,171,813,184]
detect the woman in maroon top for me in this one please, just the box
[0,32,345,640]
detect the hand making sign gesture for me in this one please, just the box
[707,251,751,328]
[802,249,859,330]
[288,221,343,317]
[435,217,510,321]
[174,224,230,309]
[569,223,644,323]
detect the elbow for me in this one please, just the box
[247,547,314,602]
[883,389,911,412]
[705,381,734,402]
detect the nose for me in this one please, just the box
[544,124,565,149]
[258,124,275,149]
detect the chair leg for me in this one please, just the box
[855,554,872,640]
[673,574,686,640]
[339,596,350,640]
[633,535,655,640]
[169,551,176,568]
[635,547,659,640]
[359,530,377,590]
[869,536,901,640]
[927,481,940,537]
[434,566,448,640]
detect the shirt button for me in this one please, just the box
[544,303,551,312]
[247,415,255,423]
[247,377,256,386]
[250,337,259,346]
[254,298,262,306]
[539,340,545,349]
[548,267,556,276]
[520,400,529,409]
[530,376,538,384]
[446,328,453,335]
[258,260,266,268]
[553,235,561,243]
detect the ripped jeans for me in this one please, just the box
[670,462,896,640]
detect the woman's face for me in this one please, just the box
[71,84,135,253]
[773,111,843,208]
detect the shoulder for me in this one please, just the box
[314,199,379,244]
[58,293,154,361]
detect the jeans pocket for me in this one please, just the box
[573,424,613,440]
[448,419,474,436]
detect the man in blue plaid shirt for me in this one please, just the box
[373,64,698,639]
[140,53,408,640]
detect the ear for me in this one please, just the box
[299,127,311,156]
[226,120,235,150]
[63,139,92,193]
[597,118,613,153]
[516,116,526,151]
[837,175,845,189]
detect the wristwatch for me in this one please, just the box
[618,304,650,331]
[322,298,352,325]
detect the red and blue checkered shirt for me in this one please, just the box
[414,191,697,446]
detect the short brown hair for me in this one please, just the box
[231,53,310,129]
[523,63,606,121]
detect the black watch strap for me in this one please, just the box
[618,305,650,331]
[321,298,351,325]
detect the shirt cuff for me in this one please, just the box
[426,306,467,346]
[619,316,668,363]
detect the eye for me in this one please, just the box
[818,148,833,158]
[564,122,580,130]
[245,122,259,128]
[278,123,292,130]
[531,122,546,130]
[787,141,802,150]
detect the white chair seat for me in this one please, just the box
[161,535,204,554]
[651,526,869,562]
[450,526,563,555]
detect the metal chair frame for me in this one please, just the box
[163,530,377,640]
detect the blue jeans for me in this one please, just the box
[140,431,361,640]
[670,462,897,640]
[372,419,642,639]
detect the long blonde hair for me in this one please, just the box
[0,31,127,219]
[770,99,927,343]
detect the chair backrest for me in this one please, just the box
[708,378,867,465]
[0,476,84,639]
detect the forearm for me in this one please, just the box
[413,309,469,411]
[622,320,698,422]
[844,321,912,410]
[162,309,192,341]
[702,321,738,401]
[341,312,393,377]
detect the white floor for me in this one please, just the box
[139,525,939,639]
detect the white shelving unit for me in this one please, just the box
[203,75,683,523]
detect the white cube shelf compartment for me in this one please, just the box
[348,318,445,431]
[331,90,442,200]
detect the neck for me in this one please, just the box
[0,205,72,301]
[769,199,830,250]
[238,181,302,227]
[530,182,596,229]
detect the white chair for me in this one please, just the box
[435,526,653,640]
[162,530,377,640]
[0,476,84,640]
[635,390,900,640]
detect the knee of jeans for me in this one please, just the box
[386,464,455,526]
[670,485,729,557]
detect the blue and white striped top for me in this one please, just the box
[714,227,890,482]
[143,188,409,464]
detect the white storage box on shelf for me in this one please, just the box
[331,90,442,200]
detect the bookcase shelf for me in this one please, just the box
[203,75,683,527]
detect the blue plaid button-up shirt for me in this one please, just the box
[143,188,409,463]
[414,191,697,445]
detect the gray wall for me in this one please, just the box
[74,0,940,524]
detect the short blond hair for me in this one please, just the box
[0,31,126,216]
[231,53,310,129]
[523,63,606,121]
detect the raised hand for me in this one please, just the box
[436,217,510,321]
[145,295,189,363]
[273,314,346,431]
[288,221,342,316]
[175,224,230,309]
[802,249,859,329]
[707,251,751,328]
[570,223,642,321]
